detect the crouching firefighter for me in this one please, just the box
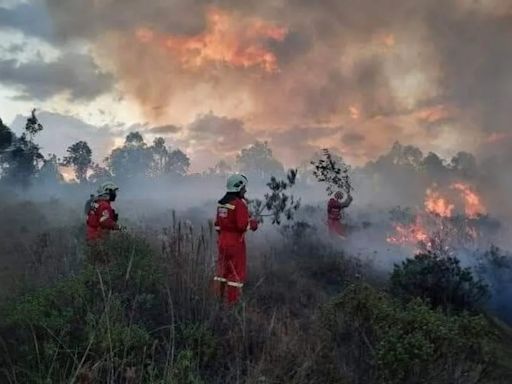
[86,182,121,245]
[327,191,353,237]
[214,174,259,305]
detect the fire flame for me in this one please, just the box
[349,105,360,120]
[451,182,486,218]
[387,183,486,248]
[425,187,455,217]
[386,217,429,245]
[135,8,287,73]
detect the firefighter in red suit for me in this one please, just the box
[86,181,121,243]
[214,174,258,305]
[327,191,353,237]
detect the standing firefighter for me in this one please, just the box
[86,181,121,243]
[327,191,353,237]
[214,174,258,305]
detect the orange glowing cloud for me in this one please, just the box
[414,104,455,124]
[135,8,287,73]
[485,131,512,144]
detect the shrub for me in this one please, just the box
[0,233,167,383]
[390,252,489,313]
[319,284,497,384]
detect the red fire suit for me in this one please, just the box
[86,199,118,242]
[214,197,258,304]
[327,197,350,237]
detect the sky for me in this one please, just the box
[1,0,512,171]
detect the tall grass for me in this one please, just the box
[0,212,510,383]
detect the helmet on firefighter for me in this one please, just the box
[334,191,344,200]
[97,181,119,196]
[226,174,248,193]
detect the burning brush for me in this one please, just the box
[387,182,497,253]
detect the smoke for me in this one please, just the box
[32,0,511,166]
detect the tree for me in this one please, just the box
[148,137,190,176]
[236,141,284,178]
[311,148,353,196]
[207,160,232,176]
[106,131,153,179]
[2,110,44,187]
[0,118,13,152]
[25,109,43,138]
[166,149,190,175]
[125,131,144,146]
[450,151,477,178]
[62,141,92,182]
[420,152,447,177]
[39,154,64,184]
[389,142,423,168]
[88,162,112,184]
[150,137,168,176]
[248,169,301,224]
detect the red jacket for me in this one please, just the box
[328,196,352,221]
[214,197,256,244]
[328,198,343,220]
[86,199,118,241]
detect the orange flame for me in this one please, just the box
[349,105,360,120]
[424,187,455,217]
[387,217,429,246]
[451,182,486,218]
[135,8,287,73]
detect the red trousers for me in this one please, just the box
[328,219,346,237]
[214,238,246,304]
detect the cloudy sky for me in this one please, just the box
[1,0,512,171]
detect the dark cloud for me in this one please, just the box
[424,3,512,134]
[0,1,54,40]
[148,124,182,135]
[342,132,365,146]
[0,53,114,100]
[44,0,207,41]
[187,113,254,152]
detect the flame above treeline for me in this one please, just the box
[388,182,487,250]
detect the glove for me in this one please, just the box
[249,218,259,231]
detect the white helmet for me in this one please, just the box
[226,174,248,192]
[97,181,119,196]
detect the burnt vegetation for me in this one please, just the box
[0,112,512,383]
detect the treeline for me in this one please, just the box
[0,111,289,188]
[0,110,503,213]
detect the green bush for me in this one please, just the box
[319,284,497,384]
[390,252,489,313]
[0,233,168,383]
